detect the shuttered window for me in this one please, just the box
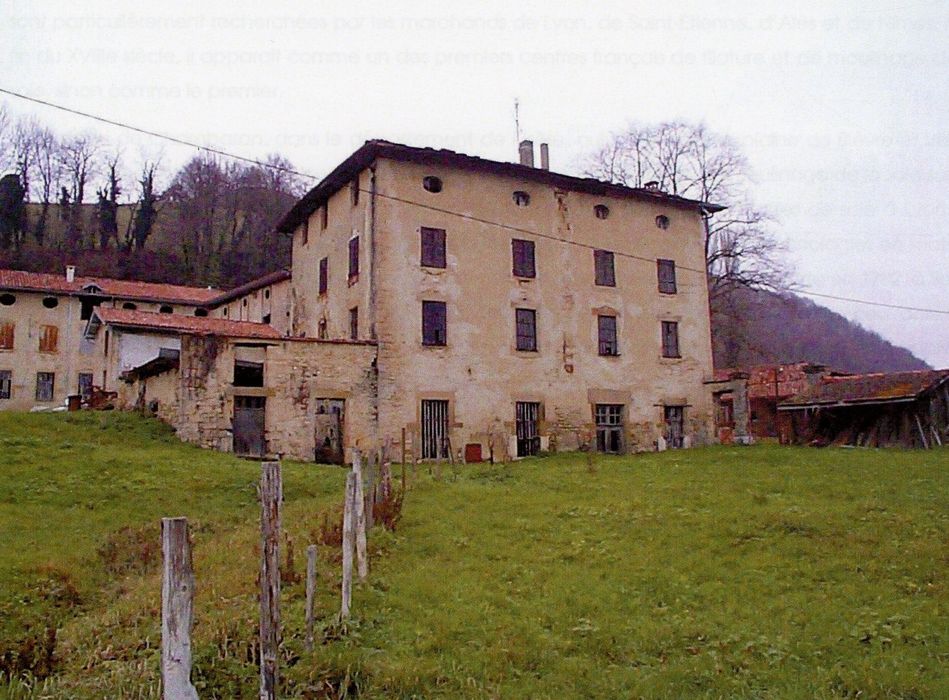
[598,315,618,356]
[422,301,447,346]
[318,257,328,295]
[0,322,13,350]
[594,249,615,286]
[39,325,58,353]
[512,239,536,278]
[657,259,677,294]
[515,308,537,351]
[348,237,359,281]
[661,321,680,358]
[420,227,446,268]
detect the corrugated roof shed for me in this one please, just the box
[779,369,949,409]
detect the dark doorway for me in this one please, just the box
[515,401,541,457]
[595,403,624,453]
[233,395,266,456]
[421,399,449,459]
[665,405,685,448]
[314,399,345,464]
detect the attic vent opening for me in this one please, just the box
[594,204,610,220]
[422,176,443,193]
[513,191,531,207]
[159,305,173,314]
[122,302,137,310]
[194,308,209,317]
[0,293,15,306]
[42,296,59,309]
[655,215,670,230]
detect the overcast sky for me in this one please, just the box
[2,0,947,366]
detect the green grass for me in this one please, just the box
[1,412,946,698]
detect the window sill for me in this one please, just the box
[595,283,617,288]
[421,343,448,349]
[515,348,539,355]
[658,290,678,296]
[421,265,447,272]
[598,353,622,359]
[513,275,535,282]
[660,355,683,362]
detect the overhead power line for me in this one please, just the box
[0,86,317,180]
[3,86,946,316]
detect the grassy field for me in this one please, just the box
[1,413,946,698]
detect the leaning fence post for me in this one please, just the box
[352,452,369,581]
[161,517,198,700]
[305,544,317,651]
[259,461,282,700]
[341,471,355,619]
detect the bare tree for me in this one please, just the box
[128,161,160,252]
[58,134,99,250]
[28,126,61,245]
[94,152,122,249]
[585,121,790,300]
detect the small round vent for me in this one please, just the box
[513,191,531,206]
[42,296,59,309]
[594,204,610,220]
[655,215,670,230]
[422,176,443,193]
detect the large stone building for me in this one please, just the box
[2,139,724,462]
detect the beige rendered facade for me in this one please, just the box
[280,140,722,460]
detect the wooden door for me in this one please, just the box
[233,395,266,457]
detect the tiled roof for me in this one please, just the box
[93,307,282,339]
[779,369,949,409]
[711,362,831,399]
[0,269,220,305]
[208,269,290,306]
[278,139,726,232]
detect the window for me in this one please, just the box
[422,176,443,193]
[516,402,541,457]
[318,317,328,340]
[320,205,328,230]
[80,297,100,320]
[349,307,359,340]
[160,305,173,314]
[655,215,670,230]
[39,325,58,353]
[301,219,309,246]
[657,259,677,294]
[421,399,450,459]
[264,289,270,300]
[0,370,11,399]
[420,227,446,268]
[194,308,208,317]
[511,239,535,278]
[78,373,93,400]
[262,313,271,325]
[594,249,615,287]
[35,372,54,402]
[661,321,680,358]
[512,191,530,206]
[122,302,137,310]
[234,360,264,387]
[595,404,624,454]
[594,204,610,219]
[598,315,618,356]
[350,178,359,206]
[42,296,58,309]
[0,322,13,350]
[223,307,229,317]
[515,308,537,351]
[318,257,328,295]
[422,300,447,346]
[0,293,15,306]
[348,237,359,281]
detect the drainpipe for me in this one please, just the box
[368,164,377,340]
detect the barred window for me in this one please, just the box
[35,372,54,402]
[598,315,618,356]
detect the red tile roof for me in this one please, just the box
[93,307,282,339]
[208,269,290,306]
[0,269,220,305]
[779,369,949,409]
[711,363,831,399]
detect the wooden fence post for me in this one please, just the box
[259,461,282,700]
[352,452,368,581]
[161,517,198,700]
[305,544,317,651]
[341,471,355,620]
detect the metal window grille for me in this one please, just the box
[595,403,624,453]
[0,370,11,399]
[421,399,449,459]
[515,401,541,456]
[36,372,54,402]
